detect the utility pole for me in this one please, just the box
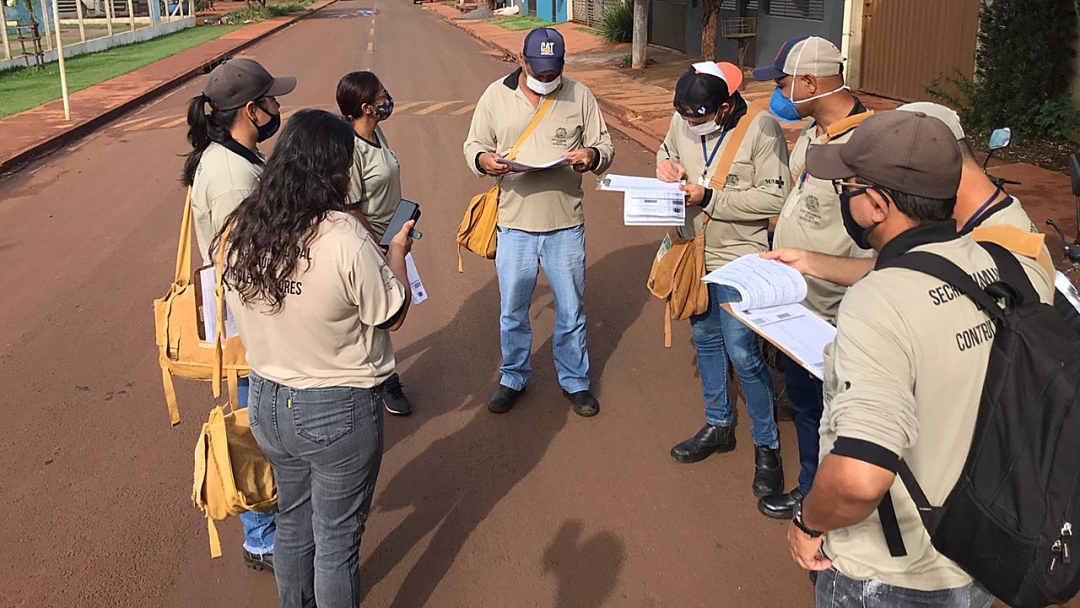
[631,0,648,69]
[51,0,71,120]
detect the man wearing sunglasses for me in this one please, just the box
[786,110,1052,606]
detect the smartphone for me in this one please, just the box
[379,199,422,250]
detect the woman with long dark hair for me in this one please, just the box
[217,109,413,608]
[336,70,414,417]
[182,56,295,573]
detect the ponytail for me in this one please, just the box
[181,94,242,186]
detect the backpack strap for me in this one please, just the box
[878,459,944,557]
[212,226,232,401]
[175,188,194,284]
[707,104,764,191]
[506,96,556,162]
[977,241,1042,306]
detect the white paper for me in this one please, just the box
[702,254,808,311]
[496,157,572,173]
[623,190,685,226]
[728,303,835,381]
[599,174,684,194]
[405,253,427,305]
[198,266,239,343]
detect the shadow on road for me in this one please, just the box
[542,520,626,608]
[362,244,652,607]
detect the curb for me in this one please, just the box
[427,4,666,151]
[0,0,339,175]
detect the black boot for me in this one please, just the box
[758,487,804,520]
[753,445,784,497]
[670,424,736,463]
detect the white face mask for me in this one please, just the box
[688,120,721,137]
[792,84,851,105]
[526,74,561,96]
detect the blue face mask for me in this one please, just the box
[769,86,803,123]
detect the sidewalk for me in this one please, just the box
[429,3,1078,270]
[0,0,338,174]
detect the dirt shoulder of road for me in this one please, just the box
[0,0,338,175]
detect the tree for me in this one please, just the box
[700,0,720,61]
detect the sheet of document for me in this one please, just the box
[623,190,685,226]
[496,157,572,173]
[405,253,428,305]
[729,303,835,381]
[599,174,684,194]
[198,266,239,343]
[702,254,808,311]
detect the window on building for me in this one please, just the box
[720,0,759,10]
[766,0,824,20]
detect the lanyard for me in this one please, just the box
[960,186,1004,232]
[701,129,730,176]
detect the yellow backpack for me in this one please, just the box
[153,189,248,425]
[192,405,277,558]
[456,96,555,272]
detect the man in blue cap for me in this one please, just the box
[464,28,615,417]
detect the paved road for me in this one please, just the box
[0,2,813,606]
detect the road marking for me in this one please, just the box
[115,115,164,130]
[367,41,373,52]
[392,102,424,113]
[157,117,187,129]
[370,27,374,35]
[450,103,477,116]
[414,101,458,116]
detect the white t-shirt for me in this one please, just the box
[226,211,407,389]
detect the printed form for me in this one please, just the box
[599,174,686,227]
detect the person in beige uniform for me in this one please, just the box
[336,70,413,416]
[219,110,413,608]
[655,61,790,496]
[751,36,875,521]
[180,57,295,572]
[785,111,1053,606]
[463,28,614,417]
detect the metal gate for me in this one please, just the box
[571,0,616,28]
[859,0,980,101]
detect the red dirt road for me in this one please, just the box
[2,1,1070,607]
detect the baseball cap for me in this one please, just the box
[203,58,296,111]
[522,28,565,75]
[805,110,962,199]
[752,36,844,81]
[896,102,965,140]
[674,62,740,117]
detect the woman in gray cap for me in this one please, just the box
[180,56,295,573]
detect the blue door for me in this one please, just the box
[537,0,554,21]
[555,0,567,22]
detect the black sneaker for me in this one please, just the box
[563,389,600,417]
[488,384,524,414]
[381,373,412,416]
[244,550,274,573]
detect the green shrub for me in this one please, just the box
[599,0,632,44]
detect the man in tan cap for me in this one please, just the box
[784,110,1050,605]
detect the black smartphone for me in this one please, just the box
[379,199,422,250]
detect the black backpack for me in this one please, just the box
[875,241,1080,608]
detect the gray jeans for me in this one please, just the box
[249,372,384,608]
[816,569,994,608]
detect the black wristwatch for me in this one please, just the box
[793,499,824,538]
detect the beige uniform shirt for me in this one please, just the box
[463,69,615,233]
[225,212,407,390]
[347,126,402,240]
[656,97,790,272]
[819,224,1054,591]
[774,111,875,323]
[191,141,263,266]
[964,195,1055,299]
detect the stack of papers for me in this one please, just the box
[599,174,686,227]
[495,157,572,173]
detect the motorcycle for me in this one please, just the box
[1046,153,1080,326]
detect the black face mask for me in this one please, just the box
[840,187,884,250]
[253,102,281,142]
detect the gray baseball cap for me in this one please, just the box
[203,58,296,111]
[805,110,961,199]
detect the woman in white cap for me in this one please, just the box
[181,56,296,573]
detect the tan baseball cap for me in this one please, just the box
[752,36,844,81]
[203,58,296,111]
[897,102,965,140]
[805,110,962,199]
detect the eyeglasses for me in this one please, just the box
[832,179,875,195]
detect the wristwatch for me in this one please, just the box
[793,499,824,538]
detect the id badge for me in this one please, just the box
[697,175,710,187]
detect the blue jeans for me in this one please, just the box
[237,376,276,554]
[689,283,778,449]
[781,354,825,494]
[248,372,384,608]
[495,225,590,393]
[815,569,994,607]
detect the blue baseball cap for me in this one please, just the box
[523,28,565,75]
[752,36,844,81]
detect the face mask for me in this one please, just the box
[839,188,882,250]
[253,104,281,142]
[769,87,803,123]
[526,74,561,96]
[688,119,721,137]
[374,91,394,120]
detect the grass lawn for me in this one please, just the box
[0,24,239,119]
[488,15,551,31]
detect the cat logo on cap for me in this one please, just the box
[541,41,555,56]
